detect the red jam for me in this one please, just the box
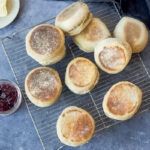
[0,84,18,112]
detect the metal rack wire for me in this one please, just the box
[1,2,150,150]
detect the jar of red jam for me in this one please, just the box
[0,79,22,115]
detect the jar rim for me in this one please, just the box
[0,79,22,116]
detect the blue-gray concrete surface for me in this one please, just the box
[0,0,150,150]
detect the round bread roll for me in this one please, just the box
[94,38,132,74]
[26,24,66,65]
[55,2,92,36]
[103,81,142,120]
[65,57,99,94]
[73,18,111,52]
[114,17,148,53]
[57,106,95,147]
[25,67,62,107]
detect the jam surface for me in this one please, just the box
[0,84,18,112]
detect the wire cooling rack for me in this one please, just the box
[1,2,150,150]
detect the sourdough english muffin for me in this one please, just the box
[26,24,66,65]
[55,2,92,36]
[57,106,95,146]
[103,81,142,120]
[94,38,132,74]
[114,17,148,53]
[25,67,62,107]
[73,18,111,52]
[65,57,99,94]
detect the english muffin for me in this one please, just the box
[65,57,99,94]
[73,18,111,52]
[114,17,148,53]
[26,24,66,65]
[25,67,62,107]
[55,2,92,36]
[57,106,95,146]
[94,38,132,74]
[103,81,142,120]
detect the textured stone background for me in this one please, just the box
[0,0,150,150]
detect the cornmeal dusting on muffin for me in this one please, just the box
[30,26,61,55]
[99,46,126,70]
[28,69,57,100]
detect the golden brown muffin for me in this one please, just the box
[114,17,148,53]
[103,81,142,120]
[25,67,62,107]
[57,106,95,146]
[65,57,99,94]
[55,2,92,36]
[26,24,65,65]
[94,38,132,74]
[73,18,111,52]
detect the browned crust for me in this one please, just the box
[68,59,96,87]
[82,19,103,41]
[27,25,63,55]
[26,67,61,101]
[59,107,94,142]
[124,21,141,48]
[99,46,126,71]
[107,82,137,115]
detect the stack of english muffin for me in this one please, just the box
[26,25,66,66]
[24,1,149,147]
